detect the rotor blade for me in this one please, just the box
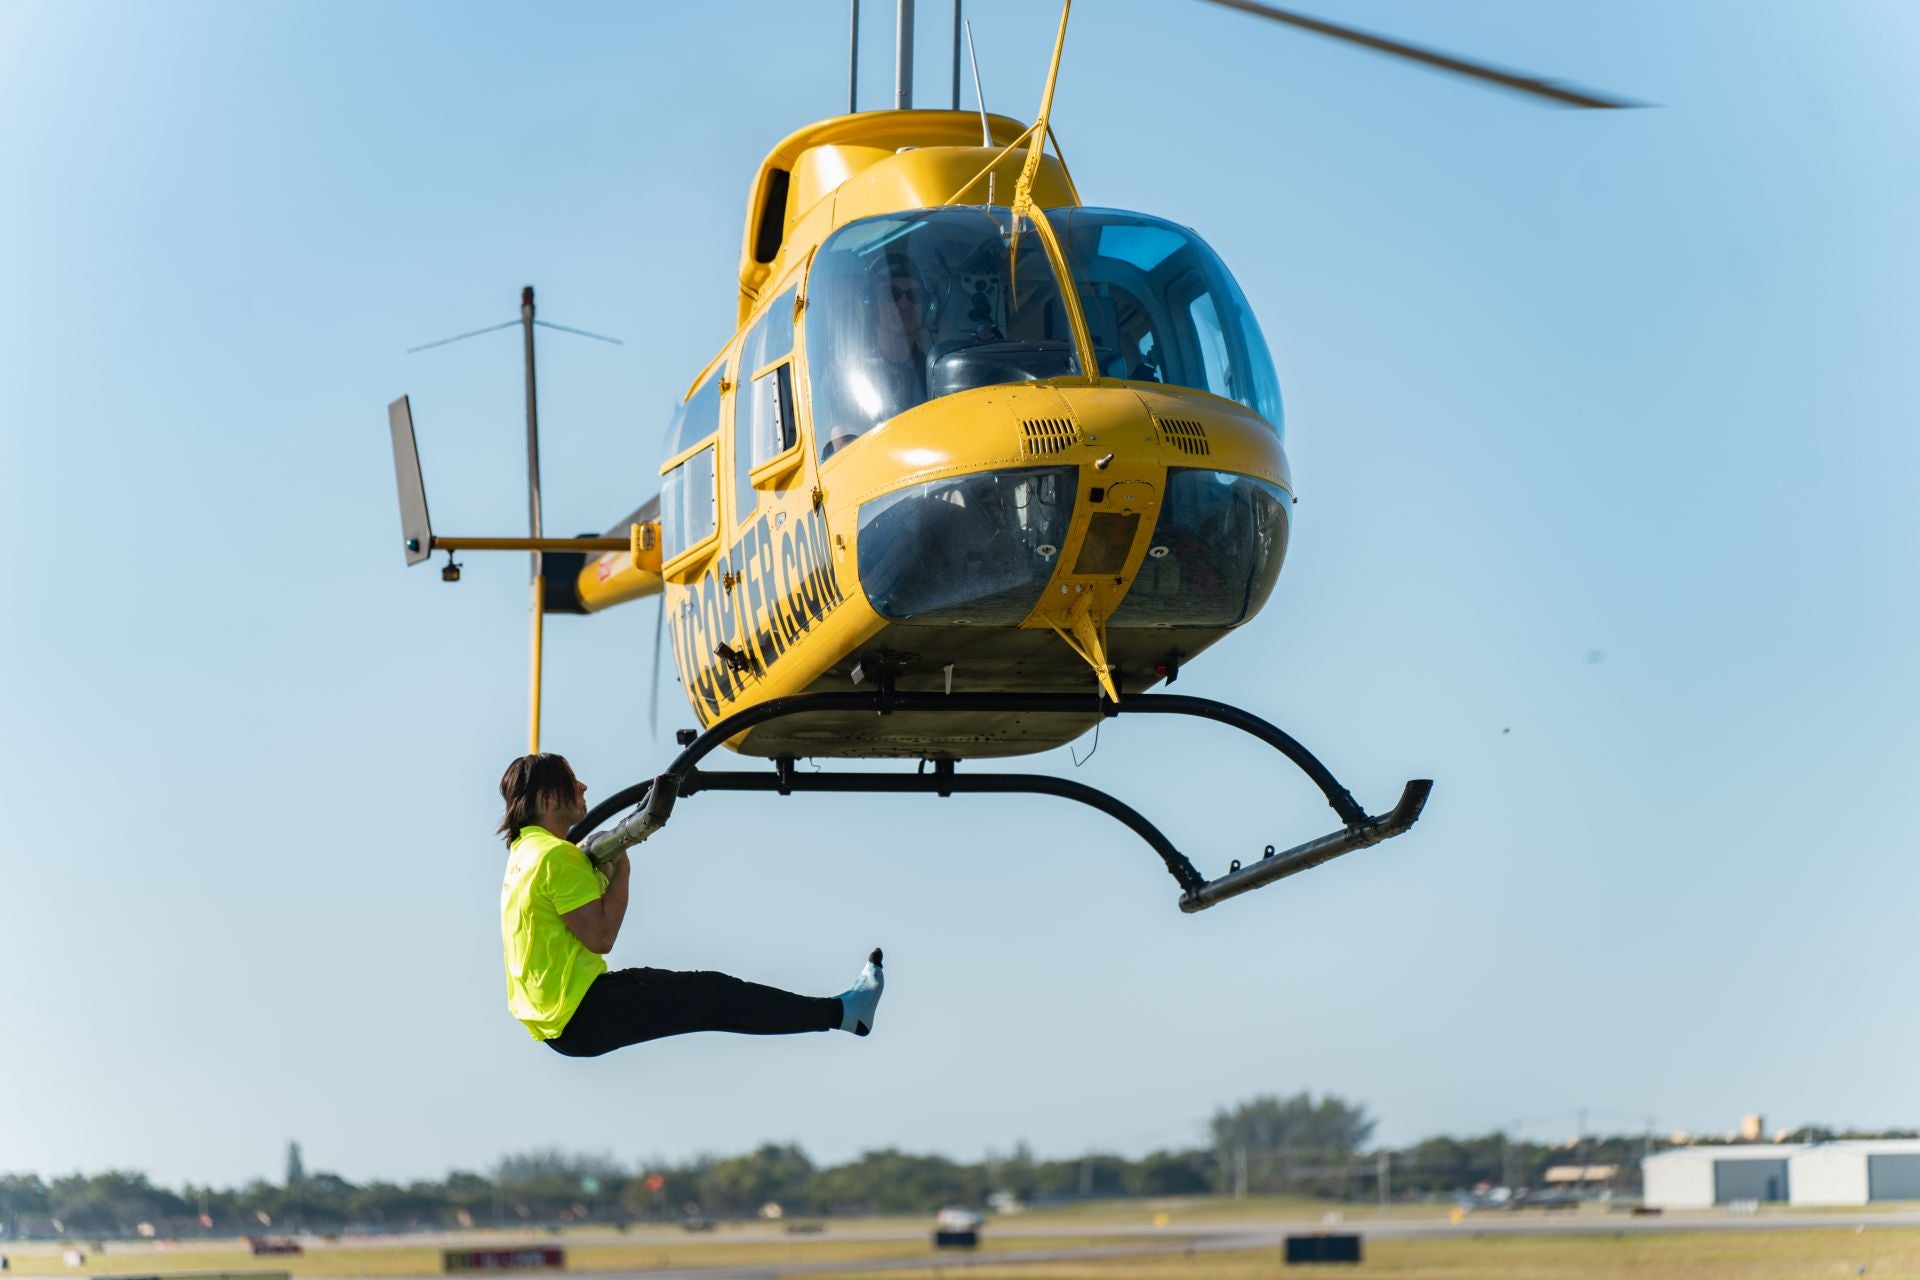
[533,319,624,345]
[649,595,665,741]
[1193,0,1643,110]
[405,317,519,354]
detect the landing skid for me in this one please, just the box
[569,690,1431,913]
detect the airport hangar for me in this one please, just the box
[1644,1140,1920,1208]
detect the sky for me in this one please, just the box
[1,0,1916,1189]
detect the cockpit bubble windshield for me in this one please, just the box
[807,207,1079,459]
[1050,207,1283,432]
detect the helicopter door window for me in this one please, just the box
[737,361,800,509]
[735,287,803,512]
[660,366,725,573]
[760,364,797,457]
[661,444,718,569]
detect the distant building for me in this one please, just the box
[1790,1140,1920,1206]
[1643,1144,1799,1209]
[1643,1140,1920,1208]
[1542,1165,1620,1186]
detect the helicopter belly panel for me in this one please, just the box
[729,617,1244,760]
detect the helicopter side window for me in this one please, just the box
[661,368,724,565]
[666,368,724,458]
[1050,207,1284,433]
[1188,291,1233,399]
[807,208,1078,460]
[734,287,799,520]
[1077,281,1163,381]
[661,444,717,565]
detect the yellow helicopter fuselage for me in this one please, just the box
[566,110,1292,760]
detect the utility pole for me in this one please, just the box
[1642,1115,1655,1195]
[1576,1107,1590,1199]
[285,1140,306,1230]
[1377,1150,1389,1216]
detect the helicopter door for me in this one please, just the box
[658,367,740,720]
[726,287,803,674]
[706,364,751,693]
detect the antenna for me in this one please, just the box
[965,19,989,146]
[950,0,962,110]
[406,288,622,752]
[848,0,860,113]
[520,287,545,752]
[895,0,914,109]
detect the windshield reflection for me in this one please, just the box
[805,206,1284,454]
[1050,207,1283,431]
[806,208,1078,458]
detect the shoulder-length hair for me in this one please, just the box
[498,753,578,848]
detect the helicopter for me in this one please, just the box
[385,0,1633,912]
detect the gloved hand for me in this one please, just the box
[579,779,674,866]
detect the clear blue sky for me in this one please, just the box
[2,0,1915,1188]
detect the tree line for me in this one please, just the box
[5,1095,1895,1239]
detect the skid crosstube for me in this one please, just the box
[568,690,1431,913]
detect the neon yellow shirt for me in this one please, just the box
[501,825,608,1039]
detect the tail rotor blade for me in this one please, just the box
[650,595,665,740]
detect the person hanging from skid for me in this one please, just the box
[498,753,884,1056]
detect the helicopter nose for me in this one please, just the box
[856,464,1077,624]
[844,382,1290,632]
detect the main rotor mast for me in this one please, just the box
[848,1,968,114]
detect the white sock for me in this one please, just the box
[838,948,884,1036]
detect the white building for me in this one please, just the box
[1643,1144,1802,1209]
[1643,1140,1920,1209]
[1789,1140,1920,1206]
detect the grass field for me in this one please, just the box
[829,1230,1920,1279]
[7,1213,1920,1279]
[0,1233,1171,1278]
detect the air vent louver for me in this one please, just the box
[1021,417,1079,456]
[1157,417,1211,456]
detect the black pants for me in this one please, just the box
[546,967,842,1058]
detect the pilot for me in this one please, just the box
[865,251,934,417]
[821,252,934,462]
[497,753,884,1056]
